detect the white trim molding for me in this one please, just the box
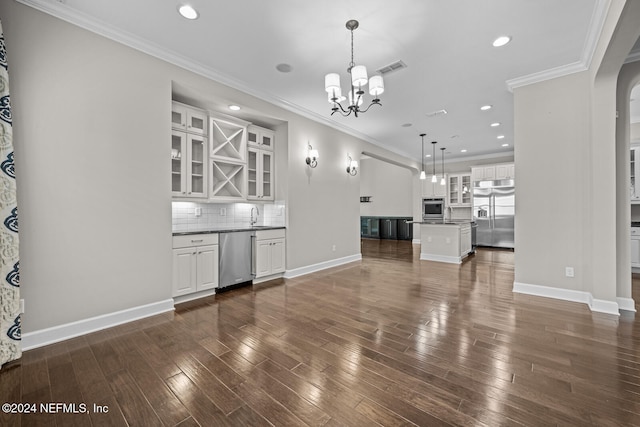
[513,282,621,316]
[21,299,175,351]
[419,254,463,264]
[506,0,611,91]
[284,254,362,279]
[14,0,409,161]
[617,297,637,312]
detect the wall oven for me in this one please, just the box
[422,197,445,221]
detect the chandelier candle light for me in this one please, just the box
[325,20,384,117]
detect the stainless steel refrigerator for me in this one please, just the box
[472,179,515,248]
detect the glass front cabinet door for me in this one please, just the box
[247,148,274,200]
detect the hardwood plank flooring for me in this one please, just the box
[1,240,639,426]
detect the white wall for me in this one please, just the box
[359,158,413,217]
[3,2,174,333]
[513,0,640,313]
[0,1,420,335]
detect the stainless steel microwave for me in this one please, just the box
[422,197,445,220]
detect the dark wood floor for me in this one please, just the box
[2,240,639,426]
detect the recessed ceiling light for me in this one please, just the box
[461,149,467,153]
[401,123,412,127]
[502,143,509,147]
[276,63,293,73]
[480,105,492,111]
[228,105,241,111]
[491,122,501,127]
[426,154,431,158]
[178,4,199,20]
[497,135,505,139]
[492,36,511,47]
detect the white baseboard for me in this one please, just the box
[412,239,421,245]
[253,273,284,284]
[419,253,462,264]
[22,299,175,351]
[513,282,621,316]
[284,253,362,279]
[617,297,637,312]
[173,289,217,305]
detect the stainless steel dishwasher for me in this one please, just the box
[218,231,255,291]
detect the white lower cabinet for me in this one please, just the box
[631,229,640,268]
[172,234,219,297]
[254,229,286,280]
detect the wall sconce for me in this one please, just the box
[346,154,358,176]
[306,144,318,168]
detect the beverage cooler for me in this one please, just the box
[397,218,413,241]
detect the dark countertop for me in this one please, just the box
[361,216,413,219]
[173,226,285,236]
[416,220,474,225]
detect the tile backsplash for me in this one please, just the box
[172,201,286,232]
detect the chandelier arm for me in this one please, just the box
[357,100,382,114]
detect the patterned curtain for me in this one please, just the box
[0,19,21,367]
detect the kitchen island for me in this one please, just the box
[419,221,473,264]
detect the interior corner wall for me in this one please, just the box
[513,72,591,294]
[359,158,413,217]
[285,119,363,270]
[1,1,173,333]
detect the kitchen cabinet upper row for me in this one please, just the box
[172,101,275,202]
[422,177,447,198]
[471,163,514,182]
[421,173,472,207]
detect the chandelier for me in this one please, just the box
[324,20,384,117]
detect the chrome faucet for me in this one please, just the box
[250,206,260,226]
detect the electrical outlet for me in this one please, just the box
[20,299,24,314]
[332,245,336,252]
[194,207,202,217]
[220,208,226,216]
[565,267,574,277]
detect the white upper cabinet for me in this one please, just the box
[247,147,274,201]
[422,177,447,198]
[471,166,496,182]
[472,163,514,182]
[448,174,472,207]
[171,103,208,199]
[247,125,275,151]
[172,102,207,135]
[496,163,515,180]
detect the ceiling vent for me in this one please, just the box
[376,60,407,75]
[426,109,448,118]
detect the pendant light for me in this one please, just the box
[419,133,426,180]
[431,141,438,183]
[440,147,446,185]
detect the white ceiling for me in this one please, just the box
[21,0,632,162]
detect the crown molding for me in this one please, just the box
[506,0,610,92]
[14,0,398,156]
